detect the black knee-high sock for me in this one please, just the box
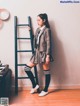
[43,70,51,92]
[24,65,36,88]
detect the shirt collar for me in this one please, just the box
[40,25,45,31]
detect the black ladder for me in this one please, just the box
[14,16,39,95]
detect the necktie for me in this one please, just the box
[38,30,41,34]
[37,30,41,45]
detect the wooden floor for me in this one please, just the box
[10,89,80,106]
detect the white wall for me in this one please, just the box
[0,0,80,89]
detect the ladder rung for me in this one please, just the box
[17,64,26,66]
[17,24,29,26]
[17,37,31,40]
[18,77,29,79]
[17,50,32,52]
[18,77,36,79]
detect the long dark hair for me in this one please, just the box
[38,13,50,28]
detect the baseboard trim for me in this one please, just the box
[12,84,80,91]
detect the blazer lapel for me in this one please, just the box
[38,26,46,47]
[39,26,46,37]
[34,26,46,49]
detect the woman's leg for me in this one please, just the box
[27,61,37,68]
[24,61,37,88]
[42,63,51,92]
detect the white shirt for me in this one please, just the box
[37,25,45,45]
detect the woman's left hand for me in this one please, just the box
[26,26,31,31]
[46,55,50,64]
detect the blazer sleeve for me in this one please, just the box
[45,28,51,55]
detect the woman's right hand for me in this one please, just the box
[45,55,50,64]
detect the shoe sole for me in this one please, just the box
[39,92,48,97]
[30,85,39,94]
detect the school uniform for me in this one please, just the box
[24,25,53,96]
[30,25,54,64]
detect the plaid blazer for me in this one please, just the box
[33,26,52,55]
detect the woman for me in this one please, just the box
[24,13,53,96]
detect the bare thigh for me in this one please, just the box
[27,61,37,68]
[42,62,50,70]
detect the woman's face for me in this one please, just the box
[37,16,44,27]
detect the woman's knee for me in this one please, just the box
[42,63,50,70]
[24,62,37,72]
[27,61,37,68]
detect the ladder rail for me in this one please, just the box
[14,16,18,94]
[28,17,39,85]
